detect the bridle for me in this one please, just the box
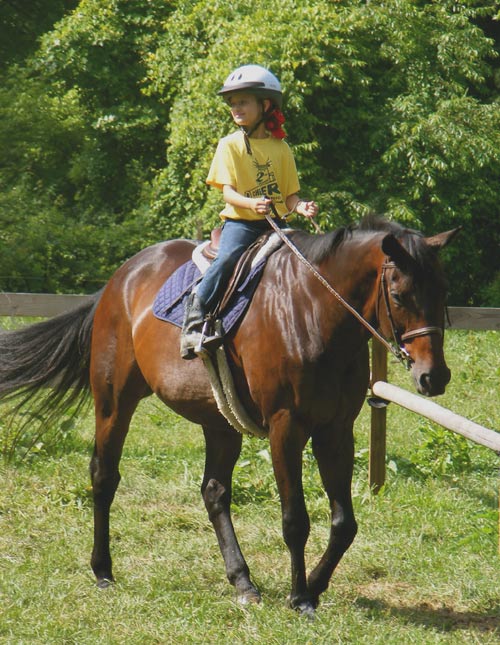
[379,261,444,364]
[264,210,444,370]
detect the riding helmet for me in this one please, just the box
[218,64,283,108]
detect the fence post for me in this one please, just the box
[369,339,388,493]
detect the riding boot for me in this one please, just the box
[180,292,206,360]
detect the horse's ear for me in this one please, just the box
[381,234,417,273]
[424,227,461,250]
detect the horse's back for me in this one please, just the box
[93,238,192,321]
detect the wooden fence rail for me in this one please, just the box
[0,293,498,327]
[446,306,500,331]
[0,292,93,318]
[371,380,500,453]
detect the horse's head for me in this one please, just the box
[378,227,460,396]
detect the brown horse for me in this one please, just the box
[0,216,458,615]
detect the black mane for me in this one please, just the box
[287,226,351,264]
[287,214,435,271]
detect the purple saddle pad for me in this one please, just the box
[152,257,268,335]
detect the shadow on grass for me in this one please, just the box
[356,596,500,634]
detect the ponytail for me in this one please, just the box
[265,107,286,139]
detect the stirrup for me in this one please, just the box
[195,319,224,357]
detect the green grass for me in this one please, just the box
[0,330,499,644]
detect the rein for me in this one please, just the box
[263,209,440,370]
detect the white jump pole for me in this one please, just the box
[372,381,500,453]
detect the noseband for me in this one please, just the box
[380,261,443,360]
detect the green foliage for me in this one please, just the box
[0,0,176,291]
[0,0,78,67]
[481,270,500,306]
[0,0,499,302]
[412,422,472,476]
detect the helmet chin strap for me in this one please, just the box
[241,104,274,154]
[241,124,260,154]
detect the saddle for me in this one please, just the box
[201,227,222,261]
[152,228,285,334]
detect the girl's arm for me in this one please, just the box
[222,185,318,219]
[286,194,319,219]
[223,185,271,216]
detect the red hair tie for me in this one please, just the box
[265,108,286,139]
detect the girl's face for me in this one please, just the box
[228,93,269,129]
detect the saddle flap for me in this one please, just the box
[218,231,279,313]
[153,231,285,335]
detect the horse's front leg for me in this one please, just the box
[269,411,314,615]
[307,422,358,606]
[201,423,261,604]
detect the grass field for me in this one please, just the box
[0,329,499,644]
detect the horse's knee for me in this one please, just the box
[332,515,358,549]
[89,451,98,480]
[202,478,228,521]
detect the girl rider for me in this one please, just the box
[181,64,318,359]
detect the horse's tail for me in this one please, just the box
[0,292,102,452]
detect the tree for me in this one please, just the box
[0,0,498,304]
[0,0,78,67]
[0,0,177,291]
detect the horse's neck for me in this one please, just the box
[317,236,384,331]
[332,233,382,288]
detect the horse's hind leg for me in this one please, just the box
[89,369,149,587]
[307,422,358,605]
[201,423,261,604]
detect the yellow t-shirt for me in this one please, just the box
[206,130,300,221]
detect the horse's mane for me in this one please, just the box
[287,226,351,264]
[288,214,435,270]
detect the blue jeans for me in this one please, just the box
[196,218,282,312]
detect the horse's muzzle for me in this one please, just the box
[413,364,451,397]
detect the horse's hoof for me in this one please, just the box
[237,588,262,605]
[96,577,114,589]
[288,595,317,619]
[297,602,316,620]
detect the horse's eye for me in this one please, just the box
[390,292,403,307]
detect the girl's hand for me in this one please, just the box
[252,196,271,215]
[296,200,319,219]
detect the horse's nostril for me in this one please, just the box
[419,373,431,391]
[418,366,450,396]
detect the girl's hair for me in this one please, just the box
[265,106,286,139]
